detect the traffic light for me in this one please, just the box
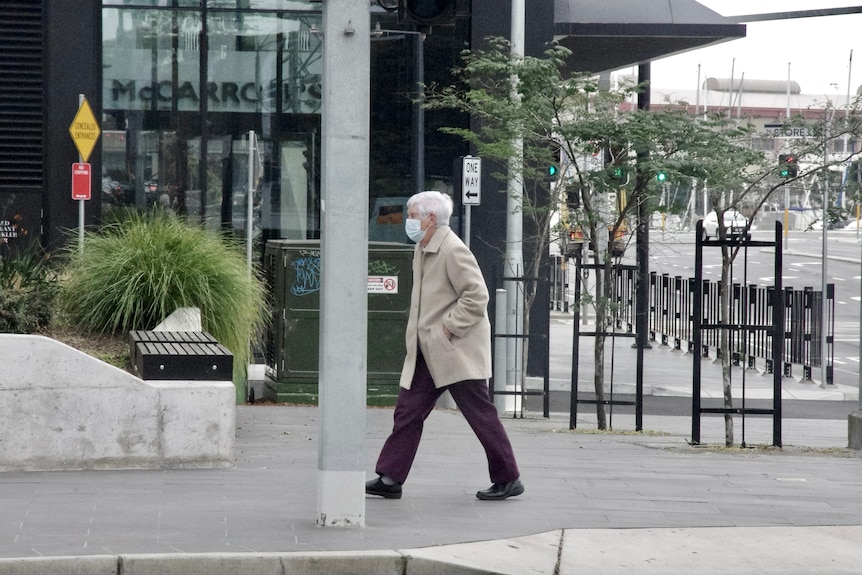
[565,227,584,257]
[546,164,559,181]
[610,165,627,184]
[656,171,668,183]
[565,188,579,212]
[779,154,798,178]
[847,159,862,186]
[399,0,456,26]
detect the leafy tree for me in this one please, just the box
[693,104,862,445]
[430,38,862,441]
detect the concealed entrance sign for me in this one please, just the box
[68,97,101,163]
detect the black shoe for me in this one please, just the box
[476,478,524,501]
[365,477,402,499]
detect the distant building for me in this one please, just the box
[646,77,857,158]
[613,75,859,227]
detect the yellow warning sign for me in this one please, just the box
[68,98,101,162]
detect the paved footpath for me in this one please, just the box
[1,404,860,574]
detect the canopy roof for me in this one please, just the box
[554,0,746,73]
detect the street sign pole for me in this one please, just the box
[77,94,85,252]
[69,94,101,253]
[464,205,471,249]
[246,130,256,275]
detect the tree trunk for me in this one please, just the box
[592,260,610,430]
[720,251,734,446]
[593,321,607,430]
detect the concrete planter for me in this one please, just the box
[0,334,235,471]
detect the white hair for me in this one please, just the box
[407,191,453,227]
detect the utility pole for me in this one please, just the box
[505,0,525,410]
[316,0,369,527]
[821,106,832,387]
[634,63,651,431]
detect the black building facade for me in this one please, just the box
[0,0,557,257]
[2,0,742,379]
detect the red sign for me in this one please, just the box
[72,162,91,200]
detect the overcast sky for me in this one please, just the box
[650,1,862,100]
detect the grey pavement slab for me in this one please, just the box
[560,525,862,575]
[0,404,860,575]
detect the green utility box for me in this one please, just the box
[263,240,414,405]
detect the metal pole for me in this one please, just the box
[505,0,525,401]
[413,32,425,197]
[464,205,471,249]
[784,62,791,249]
[634,63,651,432]
[695,63,701,116]
[246,130,255,275]
[316,0,369,528]
[493,289,507,414]
[783,182,789,250]
[844,50,852,211]
[569,251,582,430]
[562,258,568,313]
[822,107,831,385]
[77,94,85,253]
[852,192,862,448]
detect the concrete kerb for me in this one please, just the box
[0,553,406,575]
[0,555,119,575]
[0,547,547,575]
[4,526,862,575]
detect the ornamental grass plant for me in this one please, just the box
[58,211,268,400]
[0,243,58,333]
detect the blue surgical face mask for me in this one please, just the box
[405,218,425,243]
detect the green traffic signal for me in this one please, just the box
[548,165,558,177]
[656,171,667,183]
[778,154,798,179]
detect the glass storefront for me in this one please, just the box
[101,0,322,257]
[100,0,467,256]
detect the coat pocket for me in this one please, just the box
[436,324,456,352]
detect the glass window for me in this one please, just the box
[206,11,321,115]
[103,9,201,114]
[103,1,315,8]
[101,3,322,252]
[208,1,317,9]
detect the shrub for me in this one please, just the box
[58,212,268,400]
[0,243,58,333]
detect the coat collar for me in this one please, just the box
[422,225,450,254]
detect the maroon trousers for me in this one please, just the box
[374,352,520,485]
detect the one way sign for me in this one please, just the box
[462,156,481,206]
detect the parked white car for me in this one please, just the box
[703,210,749,239]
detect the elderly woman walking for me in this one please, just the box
[365,191,523,501]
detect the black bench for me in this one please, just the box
[129,330,233,380]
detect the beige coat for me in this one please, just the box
[399,225,492,389]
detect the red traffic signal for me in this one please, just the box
[778,154,798,178]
